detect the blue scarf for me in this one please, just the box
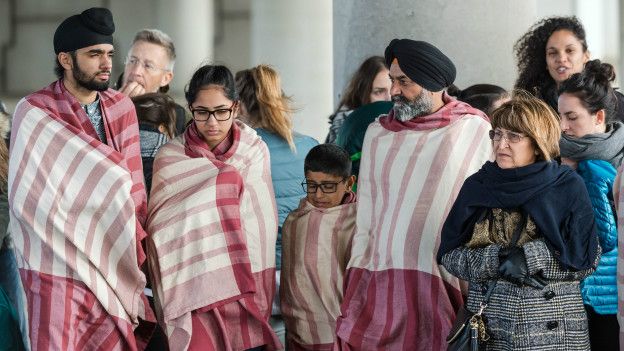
[437,161,598,270]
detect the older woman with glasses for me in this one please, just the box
[437,93,600,350]
[146,64,281,350]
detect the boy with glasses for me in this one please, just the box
[280,144,357,349]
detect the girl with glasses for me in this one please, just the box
[146,64,281,350]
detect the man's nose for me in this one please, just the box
[102,55,113,69]
[127,61,143,75]
[390,81,401,96]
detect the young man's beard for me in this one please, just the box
[392,89,433,122]
[72,60,110,92]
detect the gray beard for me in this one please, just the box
[392,90,433,122]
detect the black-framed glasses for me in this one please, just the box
[488,129,526,143]
[301,178,347,194]
[190,103,236,122]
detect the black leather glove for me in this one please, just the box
[498,246,546,290]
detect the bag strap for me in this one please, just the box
[509,210,528,247]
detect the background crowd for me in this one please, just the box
[1,6,624,351]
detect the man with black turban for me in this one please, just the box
[336,39,493,350]
[9,8,153,350]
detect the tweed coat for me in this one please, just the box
[441,236,599,350]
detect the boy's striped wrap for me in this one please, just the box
[280,197,357,350]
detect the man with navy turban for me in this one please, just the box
[336,39,493,350]
[10,8,153,350]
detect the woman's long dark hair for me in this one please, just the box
[514,16,587,105]
[336,56,388,113]
[185,65,238,106]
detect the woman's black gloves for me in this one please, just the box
[498,246,547,289]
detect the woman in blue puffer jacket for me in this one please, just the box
[558,59,624,350]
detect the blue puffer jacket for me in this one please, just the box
[577,159,617,315]
[255,128,318,269]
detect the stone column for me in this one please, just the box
[334,0,540,103]
[156,0,215,97]
[251,0,333,142]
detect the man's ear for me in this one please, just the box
[58,52,73,71]
[160,70,174,88]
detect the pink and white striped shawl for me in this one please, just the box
[336,114,492,350]
[9,81,149,351]
[147,121,280,350]
[280,197,357,350]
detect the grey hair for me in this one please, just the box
[132,29,176,70]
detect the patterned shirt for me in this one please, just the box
[83,96,106,143]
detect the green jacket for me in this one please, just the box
[336,101,393,178]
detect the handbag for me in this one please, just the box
[446,209,527,351]
[446,283,494,351]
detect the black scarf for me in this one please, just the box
[437,161,598,270]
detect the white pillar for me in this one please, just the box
[576,0,620,86]
[251,0,333,142]
[156,0,215,97]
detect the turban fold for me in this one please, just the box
[384,39,456,91]
[54,8,115,54]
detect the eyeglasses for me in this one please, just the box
[190,103,236,122]
[124,56,169,74]
[301,178,347,194]
[488,129,526,143]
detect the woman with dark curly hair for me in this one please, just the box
[514,16,590,111]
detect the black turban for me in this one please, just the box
[384,39,456,92]
[54,8,115,54]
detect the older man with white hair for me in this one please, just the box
[120,29,187,134]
